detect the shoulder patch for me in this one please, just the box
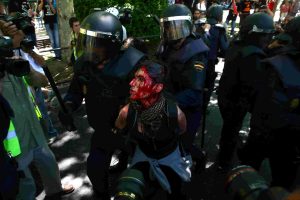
[194,61,205,71]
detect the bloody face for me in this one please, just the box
[130,67,155,100]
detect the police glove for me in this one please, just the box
[58,102,76,131]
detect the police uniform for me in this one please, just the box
[240,46,300,189]
[204,23,229,110]
[217,40,267,168]
[204,5,229,113]
[159,36,209,150]
[217,13,275,169]
[62,11,146,199]
[158,5,209,171]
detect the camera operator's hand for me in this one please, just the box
[58,102,77,131]
[0,20,18,36]
[0,20,25,48]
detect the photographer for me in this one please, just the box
[0,19,74,199]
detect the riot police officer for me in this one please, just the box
[203,4,229,112]
[61,11,145,199]
[239,16,300,189]
[217,13,275,170]
[157,4,209,171]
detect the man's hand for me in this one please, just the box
[0,20,18,36]
[0,20,25,48]
[58,102,77,131]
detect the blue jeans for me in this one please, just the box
[45,23,61,58]
[226,17,236,35]
[16,146,62,200]
[35,87,58,137]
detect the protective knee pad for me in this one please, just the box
[114,169,145,200]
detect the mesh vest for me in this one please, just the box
[3,121,21,157]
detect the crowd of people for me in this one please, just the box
[0,0,300,200]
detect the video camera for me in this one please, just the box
[0,36,30,79]
[0,12,34,35]
[20,37,35,50]
[226,165,292,200]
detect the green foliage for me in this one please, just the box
[74,0,168,37]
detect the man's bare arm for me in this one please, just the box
[177,106,187,134]
[115,104,129,130]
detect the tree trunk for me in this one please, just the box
[56,0,75,61]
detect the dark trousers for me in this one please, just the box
[181,108,202,150]
[239,13,250,27]
[181,108,207,172]
[87,148,111,200]
[239,126,300,190]
[87,129,128,199]
[218,103,247,166]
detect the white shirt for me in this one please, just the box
[196,2,207,11]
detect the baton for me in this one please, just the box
[201,90,208,149]
[39,46,71,53]
[42,65,76,131]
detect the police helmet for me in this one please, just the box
[106,7,120,18]
[160,4,192,41]
[285,16,300,48]
[240,13,275,36]
[206,5,223,25]
[77,11,123,62]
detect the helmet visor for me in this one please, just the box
[76,29,121,63]
[160,16,192,41]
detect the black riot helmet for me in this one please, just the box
[206,5,223,25]
[239,13,275,48]
[77,11,123,63]
[240,12,275,37]
[285,16,300,49]
[160,4,193,42]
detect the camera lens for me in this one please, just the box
[225,165,268,200]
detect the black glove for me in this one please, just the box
[58,102,77,131]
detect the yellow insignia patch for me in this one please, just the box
[194,62,204,71]
[290,98,299,109]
